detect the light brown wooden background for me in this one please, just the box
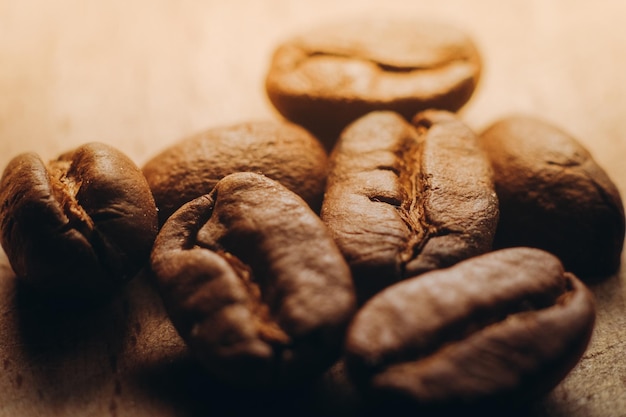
[1,1,625,416]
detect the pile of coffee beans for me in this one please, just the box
[0,16,623,416]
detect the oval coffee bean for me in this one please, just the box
[142,119,328,225]
[150,172,356,388]
[265,17,482,146]
[345,247,596,414]
[321,110,499,303]
[480,115,625,279]
[0,142,159,298]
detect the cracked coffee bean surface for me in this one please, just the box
[321,109,499,303]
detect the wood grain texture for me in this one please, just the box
[1,1,625,415]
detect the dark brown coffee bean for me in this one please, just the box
[150,172,356,388]
[479,115,625,280]
[0,142,158,298]
[265,18,482,146]
[320,110,498,303]
[345,247,596,414]
[142,120,328,225]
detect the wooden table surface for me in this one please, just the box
[1,1,625,416]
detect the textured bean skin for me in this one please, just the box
[150,172,356,388]
[321,110,498,303]
[142,120,328,225]
[480,115,625,279]
[0,142,158,298]
[345,247,595,414]
[265,18,481,146]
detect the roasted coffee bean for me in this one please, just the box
[0,142,158,298]
[480,115,625,279]
[320,110,498,303]
[150,172,356,388]
[142,120,328,225]
[345,247,596,415]
[265,17,482,146]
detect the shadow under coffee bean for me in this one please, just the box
[150,172,356,389]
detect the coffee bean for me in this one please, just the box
[142,120,328,225]
[320,110,498,303]
[150,172,356,388]
[479,115,625,279]
[0,142,158,298]
[345,247,596,414]
[265,18,482,146]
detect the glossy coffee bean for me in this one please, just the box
[150,172,356,388]
[142,119,329,225]
[345,247,596,414]
[480,115,625,279]
[321,110,498,303]
[265,17,482,146]
[0,142,158,298]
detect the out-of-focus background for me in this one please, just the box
[2,1,626,175]
[0,1,625,416]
